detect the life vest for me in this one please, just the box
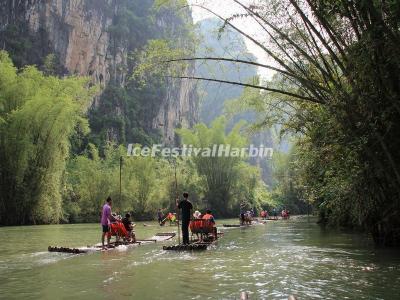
[108,221,129,238]
[202,213,214,220]
[189,219,214,234]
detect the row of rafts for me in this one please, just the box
[48,221,268,254]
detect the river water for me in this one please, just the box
[0,217,399,299]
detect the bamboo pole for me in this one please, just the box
[174,159,181,245]
[119,156,122,211]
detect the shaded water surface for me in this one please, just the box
[0,217,399,299]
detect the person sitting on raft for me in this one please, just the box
[192,210,203,241]
[193,210,202,219]
[110,213,123,239]
[260,210,269,219]
[172,213,177,224]
[122,213,136,242]
[166,212,177,226]
[162,212,176,226]
[202,209,217,240]
[108,214,132,243]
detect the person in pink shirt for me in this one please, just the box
[101,197,114,249]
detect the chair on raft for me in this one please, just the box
[108,221,132,243]
[189,219,215,242]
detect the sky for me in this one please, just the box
[188,0,276,80]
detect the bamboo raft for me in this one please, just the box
[163,232,223,251]
[222,220,267,228]
[48,232,176,254]
[163,243,209,251]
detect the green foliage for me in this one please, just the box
[88,77,166,151]
[123,149,160,217]
[0,1,199,225]
[131,1,196,83]
[107,0,156,48]
[0,24,48,68]
[0,52,270,224]
[42,53,65,76]
[63,143,116,222]
[177,116,270,217]
[0,51,96,225]
[64,143,203,222]
[219,0,400,245]
[132,39,191,83]
[153,0,188,10]
[270,149,309,214]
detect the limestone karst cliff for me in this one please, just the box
[197,18,274,184]
[0,0,198,145]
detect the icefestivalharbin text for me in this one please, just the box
[127,144,273,158]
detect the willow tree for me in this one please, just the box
[0,51,96,225]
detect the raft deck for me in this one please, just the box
[48,232,176,254]
[163,232,223,251]
[222,221,267,228]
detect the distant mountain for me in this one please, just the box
[196,18,258,124]
[196,18,274,185]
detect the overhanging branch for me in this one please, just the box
[168,75,324,104]
[164,57,328,93]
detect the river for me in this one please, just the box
[0,217,399,299]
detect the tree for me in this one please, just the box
[137,0,400,245]
[177,116,266,216]
[65,143,190,221]
[0,51,96,225]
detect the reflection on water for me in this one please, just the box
[0,217,399,299]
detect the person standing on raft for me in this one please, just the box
[240,202,246,225]
[101,197,116,250]
[177,192,193,245]
[157,208,164,226]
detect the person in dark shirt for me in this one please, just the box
[177,192,193,244]
[157,208,164,226]
[122,213,136,242]
[240,202,246,225]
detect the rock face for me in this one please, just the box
[0,0,198,144]
[154,71,198,144]
[1,0,120,86]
